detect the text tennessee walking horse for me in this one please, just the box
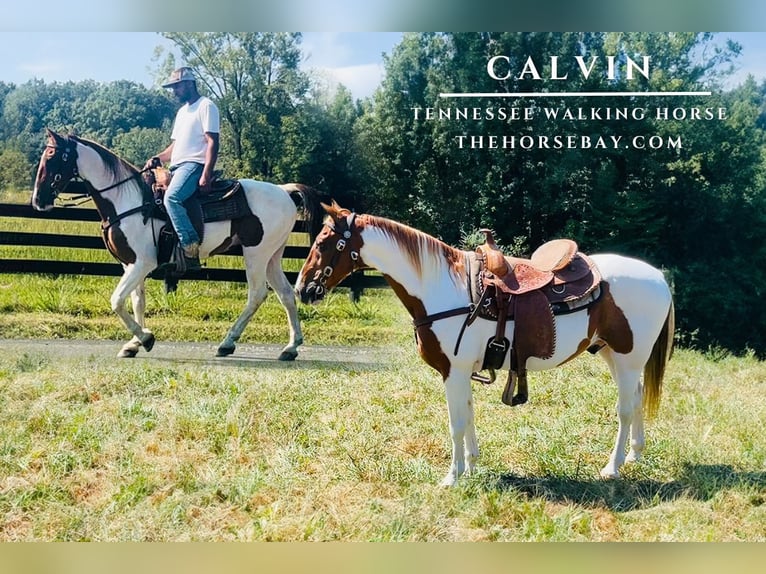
[295,202,674,486]
[33,129,324,360]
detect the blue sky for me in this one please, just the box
[0,32,403,100]
[722,32,766,86]
[1,32,765,100]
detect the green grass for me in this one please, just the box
[1,274,765,540]
[0,275,406,346]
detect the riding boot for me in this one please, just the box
[183,242,202,272]
[156,242,201,274]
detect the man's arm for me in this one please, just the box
[145,142,174,169]
[198,132,220,190]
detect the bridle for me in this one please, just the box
[308,211,363,297]
[42,136,159,231]
[310,211,474,350]
[43,137,152,201]
[43,141,81,198]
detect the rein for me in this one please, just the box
[411,253,474,354]
[412,306,472,329]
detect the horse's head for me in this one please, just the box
[32,128,79,211]
[295,201,366,304]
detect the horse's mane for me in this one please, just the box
[362,214,466,279]
[69,135,137,180]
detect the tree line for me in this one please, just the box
[2,32,765,355]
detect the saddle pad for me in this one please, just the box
[198,186,251,222]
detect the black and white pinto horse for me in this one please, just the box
[33,129,324,360]
[296,202,675,486]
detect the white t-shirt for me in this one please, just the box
[170,96,220,166]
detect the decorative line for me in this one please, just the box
[439,91,712,98]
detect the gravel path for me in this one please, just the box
[0,338,394,369]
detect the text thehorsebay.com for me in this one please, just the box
[416,55,727,151]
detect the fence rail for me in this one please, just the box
[0,202,387,297]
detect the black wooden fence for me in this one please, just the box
[0,202,387,298]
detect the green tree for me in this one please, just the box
[0,79,176,169]
[0,147,34,191]
[157,32,310,179]
[356,32,765,353]
[76,81,176,147]
[277,84,360,205]
[112,126,171,166]
[1,79,58,160]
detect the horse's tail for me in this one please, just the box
[281,183,328,242]
[643,299,675,419]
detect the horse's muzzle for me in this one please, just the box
[30,195,54,212]
[296,281,325,305]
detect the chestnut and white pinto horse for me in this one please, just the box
[33,129,324,361]
[296,202,675,486]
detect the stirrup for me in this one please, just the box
[184,257,202,272]
[156,261,179,272]
[471,369,496,385]
[155,257,202,274]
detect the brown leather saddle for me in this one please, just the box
[143,168,251,276]
[147,167,249,231]
[469,230,602,406]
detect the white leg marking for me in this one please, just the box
[111,264,155,355]
[626,380,646,463]
[266,248,303,359]
[440,371,477,487]
[599,349,642,479]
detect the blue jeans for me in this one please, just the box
[164,162,202,249]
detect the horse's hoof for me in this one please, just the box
[141,333,155,352]
[117,348,138,358]
[599,468,621,480]
[216,346,235,357]
[277,350,298,361]
[511,393,528,406]
[625,450,642,464]
[439,474,459,488]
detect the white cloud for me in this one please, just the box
[313,63,385,100]
[301,33,353,69]
[300,32,399,100]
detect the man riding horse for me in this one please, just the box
[145,67,220,272]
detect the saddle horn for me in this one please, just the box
[479,228,498,250]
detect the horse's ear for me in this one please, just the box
[320,200,350,217]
